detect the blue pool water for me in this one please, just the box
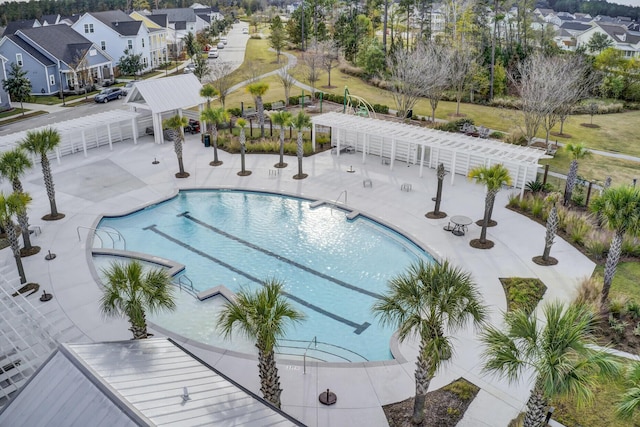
[96,190,436,362]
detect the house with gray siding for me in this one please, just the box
[0,25,113,96]
[0,54,12,110]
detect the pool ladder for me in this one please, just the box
[174,275,198,298]
[77,226,126,250]
[330,190,347,217]
[303,336,317,374]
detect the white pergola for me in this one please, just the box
[312,112,550,196]
[124,74,206,144]
[0,110,140,163]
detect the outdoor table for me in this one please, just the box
[450,215,472,236]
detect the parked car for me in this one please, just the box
[94,87,124,103]
[183,64,196,74]
[242,28,249,34]
[220,37,227,45]
[217,42,224,49]
[208,49,218,59]
[122,81,135,95]
[184,119,200,134]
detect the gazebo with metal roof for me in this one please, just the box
[0,110,140,163]
[124,74,206,144]
[311,112,549,195]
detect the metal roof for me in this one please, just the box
[0,339,303,426]
[311,112,548,167]
[124,74,205,114]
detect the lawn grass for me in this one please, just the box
[216,38,281,88]
[594,262,640,302]
[0,108,26,118]
[539,150,640,186]
[499,277,547,315]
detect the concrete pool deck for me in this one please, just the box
[6,133,595,426]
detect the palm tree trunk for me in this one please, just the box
[212,127,220,164]
[277,128,286,167]
[434,178,443,214]
[411,341,432,425]
[542,205,558,261]
[601,230,624,311]
[564,160,578,206]
[41,155,58,217]
[480,192,496,243]
[297,133,303,176]
[258,348,282,408]
[257,97,265,137]
[129,319,148,339]
[523,387,548,427]
[17,211,32,251]
[174,138,185,175]
[7,220,26,284]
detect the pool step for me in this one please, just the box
[346,211,360,220]
[197,285,237,302]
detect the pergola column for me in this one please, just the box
[450,150,457,185]
[131,118,138,144]
[312,122,316,152]
[81,130,87,157]
[107,123,113,150]
[390,138,396,170]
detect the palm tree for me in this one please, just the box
[372,260,487,425]
[200,107,229,166]
[200,84,218,109]
[217,279,305,408]
[0,148,38,255]
[468,164,512,249]
[20,128,64,220]
[236,118,251,176]
[564,143,591,206]
[271,111,292,168]
[482,302,620,427]
[617,362,640,420]
[0,192,31,284]
[163,115,190,178]
[426,163,447,219]
[534,192,562,266]
[247,82,269,137]
[100,260,176,340]
[590,185,640,311]
[291,111,311,180]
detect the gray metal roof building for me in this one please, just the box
[0,339,303,426]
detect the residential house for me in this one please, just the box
[0,25,113,96]
[129,11,169,68]
[0,54,12,110]
[554,21,593,50]
[151,8,208,60]
[575,22,640,57]
[72,10,154,75]
[1,19,40,37]
[38,14,61,26]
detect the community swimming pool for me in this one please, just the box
[95,190,436,362]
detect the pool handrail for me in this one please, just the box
[77,226,126,250]
[303,336,317,374]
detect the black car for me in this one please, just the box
[94,87,124,103]
[184,119,201,134]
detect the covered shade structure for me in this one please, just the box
[311,112,550,196]
[0,110,140,163]
[124,74,206,144]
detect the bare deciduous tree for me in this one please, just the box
[209,61,235,108]
[303,43,322,96]
[276,67,295,106]
[423,42,452,122]
[386,44,431,119]
[318,40,339,88]
[448,46,476,116]
[243,60,262,83]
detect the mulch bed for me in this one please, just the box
[383,378,480,427]
[11,283,39,297]
[595,314,640,354]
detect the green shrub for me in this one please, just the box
[566,215,591,245]
[436,118,474,133]
[574,276,602,306]
[227,107,241,117]
[518,195,532,212]
[525,180,553,193]
[507,192,520,208]
[501,277,547,315]
[622,237,640,257]
[609,297,628,316]
[489,131,504,139]
[372,103,389,114]
[263,102,272,110]
[626,300,640,320]
[584,232,609,261]
[443,379,479,401]
[447,407,460,417]
[608,315,627,340]
[556,206,569,231]
[530,197,544,218]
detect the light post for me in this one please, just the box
[59,70,65,106]
[163,48,167,76]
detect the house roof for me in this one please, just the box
[1,19,38,37]
[147,14,167,27]
[560,22,592,31]
[0,339,303,426]
[153,8,196,23]
[18,25,96,66]
[39,14,59,25]
[174,21,187,30]
[597,22,640,44]
[5,34,54,66]
[125,74,206,113]
[89,10,143,36]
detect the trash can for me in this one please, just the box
[203,134,211,147]
[405,109,413,119]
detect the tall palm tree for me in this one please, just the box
[20,128,64,220]
[0,148,38,255]
[0,192,31,284]
[372,260,487,425]
[200,107,229,166]
[617,362,640,420]
[291,111,311,180]
[246,82,269,137]
[468,164,512,249]
[163,115,190,178]
[590,185,640,311]
[482,302,620,427]
[271,111,292,168]
[564,142,591,206]
[100,260,176,340]
[236,118,251,176]
[217,279,305,408]
[200,83,218,110]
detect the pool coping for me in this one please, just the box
[86,187,448,367]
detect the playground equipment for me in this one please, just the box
[342,87,376,119]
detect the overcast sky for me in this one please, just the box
[608,0,640,7]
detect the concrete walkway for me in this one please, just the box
[2,131,598,426]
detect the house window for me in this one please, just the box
[141,38,145,48]
[84,23,94,33]
[127,40,133,50]
[49,74,55,85]
[16,53,23,66]
[101,41,106,50]
[143,57,148,66]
